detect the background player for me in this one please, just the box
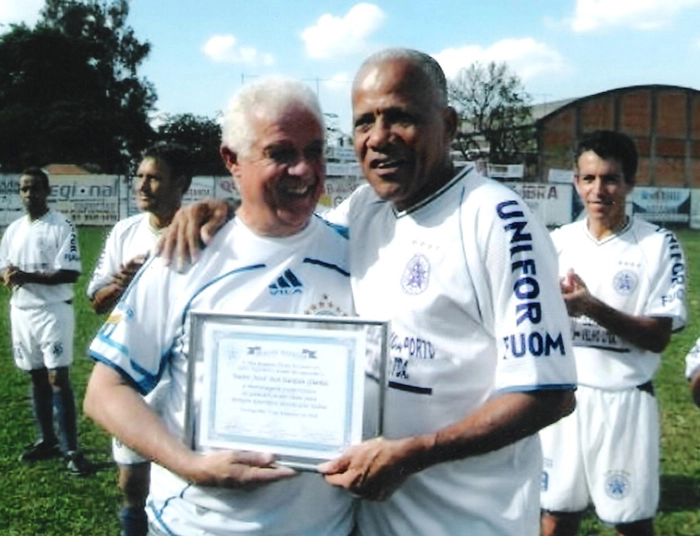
[87,143,192,536]
[540,130,687,536]
[83,78,355,536]
[88,142,192,314]
[0,167,90,476]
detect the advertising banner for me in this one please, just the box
[631,187,690,224]
[318,177,365,209]
[504,182,573,227]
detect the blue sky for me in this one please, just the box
[2,0,700,135]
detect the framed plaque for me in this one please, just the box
[185,312,388,470]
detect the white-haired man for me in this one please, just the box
[84,78,355,536]
[159,48,578,536]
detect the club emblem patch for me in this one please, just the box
[604,471,631,500]
[613,270,637,295]
[401,254,430,295]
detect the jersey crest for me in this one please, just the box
[612,270,638,295]
[401,254,430,295]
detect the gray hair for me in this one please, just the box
[221,77,325,157]
[354,48,448,107]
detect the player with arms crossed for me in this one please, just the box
[160,48,578,536]
[84,78,355,536]
[87,143,192,536]
[540,130,687,536]
[0,167,90,475]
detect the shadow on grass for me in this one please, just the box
[660,473,700,513]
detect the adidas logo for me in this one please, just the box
[269,269,303,295]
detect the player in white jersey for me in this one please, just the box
[159,49,578,536]
[88,143,193,314]
[540,130,687,536]
[0,167,90,476]
[87,143,192,536]
[83,78,355,536]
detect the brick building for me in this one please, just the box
[536,85,700,186]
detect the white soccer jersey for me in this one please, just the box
[329,166,577,536]
[0,209,81,308]
[87,213,159,299]
[89,215,354,536]
[550,217,687,390]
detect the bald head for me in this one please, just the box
[353,48,449,108]
[350,48,457,211]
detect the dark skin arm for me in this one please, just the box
[1,267,79,288]
[156,198,234,270]
[319,389,575,501]
[561,269,672,353]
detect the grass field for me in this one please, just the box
[1,226,699,535]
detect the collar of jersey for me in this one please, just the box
[583,215,632,245]
[393,165,475,218]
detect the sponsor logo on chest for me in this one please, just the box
[269,269,303,296]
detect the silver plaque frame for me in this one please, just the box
[185,312,388,470]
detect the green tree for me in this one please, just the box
[0,25,98,170]
[155,113,226,176]
[0,0,155,173]
[448,62,534,165]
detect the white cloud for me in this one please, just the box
[434,38,568,82]
[0,0,43,26]
[570,0,700,32]
[302,3,385,60]
[202,35,274,66]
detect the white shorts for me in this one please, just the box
[540,384,659,524]
[113,437,148,465]
[11,302,74,371]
